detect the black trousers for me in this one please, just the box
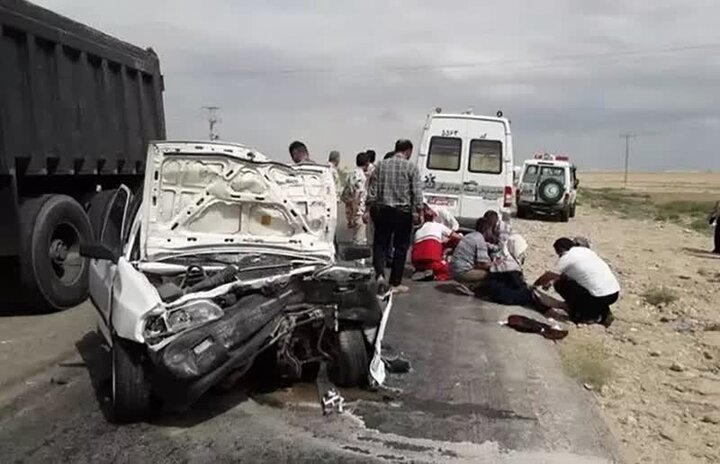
[486,271,534,306]
[554,276,618,323]
[373,206,413,286]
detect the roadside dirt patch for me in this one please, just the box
[516,206,720,464]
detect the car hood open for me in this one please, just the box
[140,141,337,261]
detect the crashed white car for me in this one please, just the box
[81,142,390,421]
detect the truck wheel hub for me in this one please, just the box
[49,239,69,262]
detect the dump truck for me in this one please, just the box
[0,0,165,311]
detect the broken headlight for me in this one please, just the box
[144,299,224,341]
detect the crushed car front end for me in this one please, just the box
[133,257,384,407]
[103,141,388,414]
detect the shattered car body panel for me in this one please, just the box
[84,141,388,416]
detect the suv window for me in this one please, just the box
[539,166,565,182]
[522,165,539,183]
[468,140,502,174]
[427,137,461,171]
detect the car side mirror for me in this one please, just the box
[80,243,120,264]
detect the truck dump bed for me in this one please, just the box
[0,0,166,177]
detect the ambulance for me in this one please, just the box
[416,109,514,226]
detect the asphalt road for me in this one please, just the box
[0,277,620,463]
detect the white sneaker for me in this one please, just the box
[391,285,410,294]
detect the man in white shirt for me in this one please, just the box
[533,237,620,327]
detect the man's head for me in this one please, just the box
[483,210,499,229]
[422,203,437,222]
[356,151,370,170]
[328,150,340,167]
[474,217,494,241]
[394,139,414,159]
[553,237,576,257]
[289,141,309,164]
[365,150,376,163]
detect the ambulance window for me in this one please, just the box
[427,137,461,171]
[469,140,502,174]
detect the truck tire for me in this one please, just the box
[516,206,527,219]
[330,329,369,387]
[87,189,118,240]
[18,194,93,311]
[111,334,151,423]
[569,203,576,218]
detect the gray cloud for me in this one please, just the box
[34,0,720,170]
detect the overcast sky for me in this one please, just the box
[35,0,720,170]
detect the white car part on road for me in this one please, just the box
[368,291,394,386]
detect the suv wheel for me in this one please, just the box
[569,203,576,218]
[111,334,151,423]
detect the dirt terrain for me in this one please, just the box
[515,174,720,464]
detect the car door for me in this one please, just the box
[459,120,507,218]
[87,185,132,339]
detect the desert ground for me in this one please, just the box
[516,170,720,464]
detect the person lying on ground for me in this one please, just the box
[411,210,461,281]
[450,217,494,291]
[423,203,459,232]
[533,237,620,327]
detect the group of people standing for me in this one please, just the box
[288,139,622,327]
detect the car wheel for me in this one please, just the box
[111,334,151,423]
[330,329,369,387]
[18,194,93,311]
[569,203,576,218]
[87,189,118,240]
[516,207,527,219]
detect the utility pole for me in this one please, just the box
[202,106,221,141]
[619,133,636,188]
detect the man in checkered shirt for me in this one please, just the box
[367,139,423,293]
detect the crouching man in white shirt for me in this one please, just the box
[533,237,620,327]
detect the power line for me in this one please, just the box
[173,42,720,78]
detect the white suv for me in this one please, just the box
[516,154,578,222]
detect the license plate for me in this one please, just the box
[427,196,457,208]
